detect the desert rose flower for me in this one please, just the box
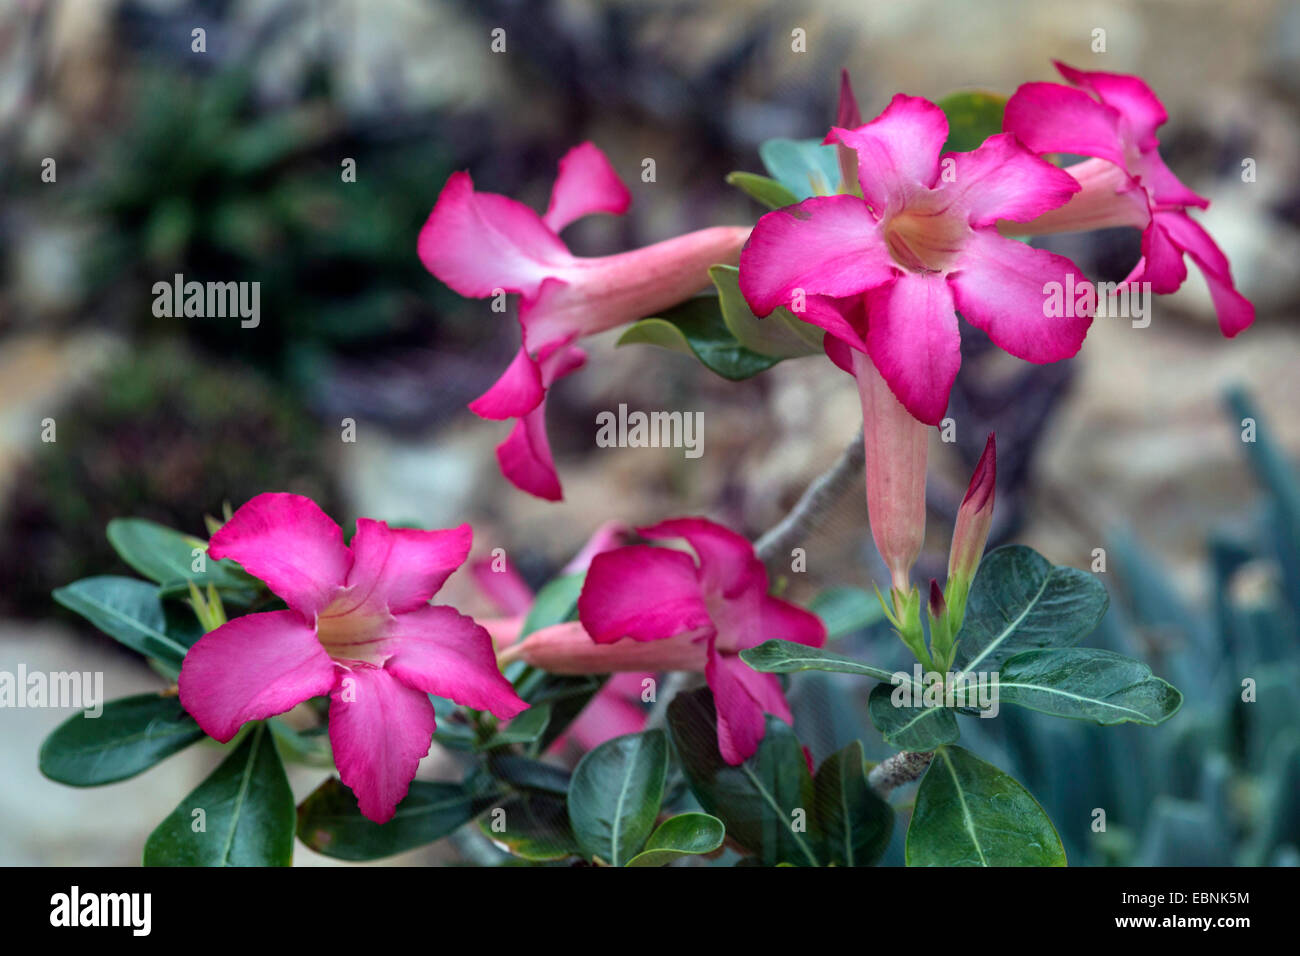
[177,493,526,823]
[1003,62,1254,336]
[419,142,751,500]
[506,517,826,764]
[739,93,1094,426]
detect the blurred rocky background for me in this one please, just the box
[1,0,1297,865]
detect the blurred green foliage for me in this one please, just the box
[0,341,338,619]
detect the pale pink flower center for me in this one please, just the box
[315,596,391,665]
[884,201,967,273]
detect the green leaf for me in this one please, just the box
[625,812,726,866]
[297,777,495,861]
[668,688,821,866]
[568,730,668,865]
[759,138,841,200]
[144,724,296,866]
[709,265,824,359]
[906,746,1065,867]
[740,639,899,682]
[479,791,580,862]
[936,91,1007,154]
[39,693,204,786]
[724,171,799,209]
[808,586,887,639]
[53,576,189,664]
[996,647,1183,725]
[868,683,960,752]
[486,754,572,795]
[619,297,779,381]
[106,518,258,602]
[812,741,893,867]
[477,703,553,751]
[518,573,585,640]
[956,546,1109,675]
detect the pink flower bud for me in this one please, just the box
[948,433,996,587]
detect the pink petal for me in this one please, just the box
[329,665,438,823]
[1156,211,1255,337]
[705,646,791,765]
[638,517,764,598]
[468,346,544,421]
[492,345,587,501]
[826,94,949,215]
[1002,81,1127,167]
[560,520,637,576]
[507,620,709,674]
[543,142,632,234]
[578,546,713,643]
[1054,61,1167,151]
[469,555,534,617]
[863,272,961,426]
[823,332,858,375]
[800,294,869,353]
[208,493,351,618]
[1138,218,1189,294]
[417,171,573,300]
[178,610,337,742]
[949,230,1093,363]
[382,604,527,719]
[339,519,471,616]
[737,195,895,317]
[939,132,1082,227]
[1134,149,1209,210]
[758,595,827,650]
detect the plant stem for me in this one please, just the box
[754,427,865,564]
[868,750,933,799]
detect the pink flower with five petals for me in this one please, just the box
[419,142,751,499]
[532,517,828,765]
[177,493,527,823]
[1003,61,1254,336]
[739,93,1094,425]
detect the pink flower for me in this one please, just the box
[568,517,827,764]
[472,520,646,753]
[419,142,751,500]
[739,94,1093,425]
[1003,61,1254,337]
[177,493,526,824]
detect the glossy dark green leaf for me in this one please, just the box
[486,754,572,795]
[106,518,258,602]
[906,746,1065,867]
[809,587,887,639]
[759,138,841,199]
[956,546,1109,675]
[53,576,188,664]
[936,91,1007,154]
[668,688,821,866]
[39,693,204,786]
[740,639,898,682]
[479,791,580,862]
[868,682,960,751]
[709,265,824,359]
[477,703,553,751]
[812,741,893,867]
[568,730,668,865]
[144,724,296,866]
[724,171,799,209]
[625,812,726,867]
[997,647,1183,725]
[619,297,779,381]
[297,776,495,861]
